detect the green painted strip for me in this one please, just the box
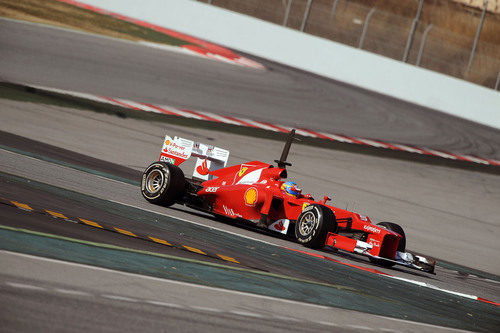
[2,224,498,332]
[3,170,499,288]
[0,224,351,291]
[1,178,499,330]
[0,145,139,186]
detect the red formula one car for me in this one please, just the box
[141,130,435,273]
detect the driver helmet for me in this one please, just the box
[281,181,302,198]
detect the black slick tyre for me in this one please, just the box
[295,204,337,249]
[379,222,406,252]
[141,162,185,206]
[369,221,406,267]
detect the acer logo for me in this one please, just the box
[196,159,209,175]
[205,187,219,193]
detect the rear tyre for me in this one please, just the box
[369,222,406,267]
[295,204,337,249]
[141,162,185,206]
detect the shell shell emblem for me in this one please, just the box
[244,187,258,206]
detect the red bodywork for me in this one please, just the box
[197,161,402,259]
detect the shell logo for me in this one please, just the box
[244,187,258,206]
[165,140,170,145]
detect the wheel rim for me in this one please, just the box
[146,169,165,194]
[299,211,316,236]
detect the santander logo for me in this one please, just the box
[274,221,285,231]
[163,147,189,159]
[162,139,190,159]
[196,159,209,175]
[268,219,289,234]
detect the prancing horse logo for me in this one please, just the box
[238,167,248,177]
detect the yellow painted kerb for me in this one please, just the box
[114,227,137,237]
[183,246,206,255]
[217,254,240,264]
[45,210,68,219]
[149,236,172,246]
[11,201,33,211]
[79,218,103,228]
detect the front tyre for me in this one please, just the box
[369,221,406,267]
[295,204,337,249]
[141,162,185,206]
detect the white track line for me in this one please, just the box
[25,85,500,166]
[6,282,45,291]
[102,294,139,302]
[54,288,92,296]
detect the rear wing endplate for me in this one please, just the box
[159,135,229,180]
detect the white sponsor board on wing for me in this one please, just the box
[158,134,229,180]
[76,0,500,129]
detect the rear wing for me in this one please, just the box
[159,135,230,180]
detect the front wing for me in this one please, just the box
[366,251,436,274]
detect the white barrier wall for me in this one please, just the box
[78,0,500,129]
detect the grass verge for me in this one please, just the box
[0,0,191,46]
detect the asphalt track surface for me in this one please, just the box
[1,17,500,333]
[1,96,499,332]
[1,18,500,160]
[1,153,499,333]
[0,252,479,333]
[1,95,499,275]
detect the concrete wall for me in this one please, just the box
[76,0,500,129]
